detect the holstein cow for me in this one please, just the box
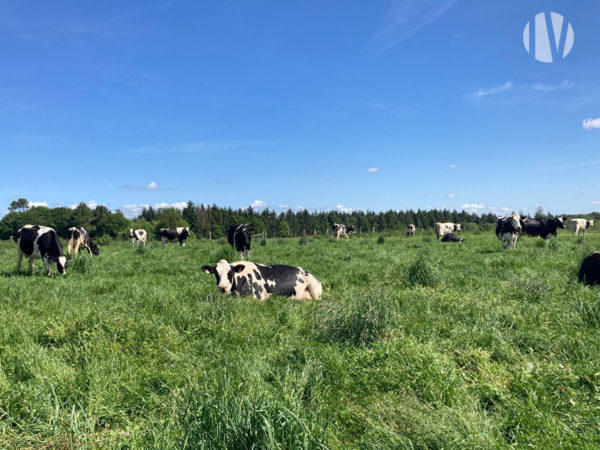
[332,223,355,241]
[434,222,461,240]
[406,224,416,237]
[496,213,524,249]
[16,225,67,275]
[441,232,464,243]
[202,259,322,300]
[67,226,99,257]
[521,216,566,240]
[579,252,600,285]
[569,218,594,236]
[227,224,252,260]
[129,228,147,246]
[160,227,190,248]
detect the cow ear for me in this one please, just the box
[232,264,245,273]
[201,265,214,274]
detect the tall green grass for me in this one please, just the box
[0,231,599,447]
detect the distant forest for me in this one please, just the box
[1,198,594,241]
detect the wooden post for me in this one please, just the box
[208,230,212,240]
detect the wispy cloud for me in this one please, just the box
[28,201,48,208]
[336,204,354,213]
[120,200,187,218]
[368,0,458,55]
[70,200,100,209]
[121,181,161,190]
[461,203,485,211]
[367,167,381,173]
[470,81,513,103]
[583,117,600,130]
[469,80,576,105]
[448,164,458,169]
[364,101,414,114]
[532,80,575,92]
[448,193,456,198]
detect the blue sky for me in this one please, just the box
[1,0,599,218]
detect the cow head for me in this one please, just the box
[46,255,67,275]
[202,259,245,293]
[454,224,462,232]
[587,220,595,229]
[129,228,135,238]
[182,228,190,239]
[555,217,567,229]
[347,226,356,233]
[510,213,523,233]
[90,243,100,255]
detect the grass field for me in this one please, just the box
[1,230,600,448]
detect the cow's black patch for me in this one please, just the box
[227,224,252,253]
[522,218,565,239]
[579,252,600,285]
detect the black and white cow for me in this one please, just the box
[16,225,67,275]
[129,228,147,246]
[579,252,600,285]
[441,232,464,243]
[496,213,524,249]
[521,216,566,240]
[406,224,416,237]
[67,226,99,257]
[160,227,190,248]
[202,259,322,300]
[332,223,355,241]
[227,224,252,260]
[434,222,461,240]
[569,218,594,236]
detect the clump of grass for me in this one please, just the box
[260,238,267,246]
[314,294,393,346]
[377,236,385,244]
[548,239,560,251]
[422,236,432,243]
[67,254,95,275]
[211,245,238,263]
[510,273,551,303]
[535,239,547,248]
[408,253,440,287]
[575,293,600,327]
[135,244,148,255]
[298,237,308,246]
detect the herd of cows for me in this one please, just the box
[10,215,600,299]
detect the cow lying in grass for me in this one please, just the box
[202,259,322,300]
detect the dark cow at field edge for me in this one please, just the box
[441,232,464,243]
[202,259,322,300]
[67,226,99,257]
[579,252,600,285]
[227,224,253,260]
[16,225,67,275]
[160,227,190,248]
[521,217,566,240]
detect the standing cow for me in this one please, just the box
[406,224,416,237]
[160,227,190,248]
[569,218,594,236]
[202,259,322,300]
[227,224,253,260]
[332,223,355,241]
[434,222,461,240]
[521,217,566,240]
[16,225,67,275]
[496,213,524,249]
[129,228,147,246]
[67,226,99,257]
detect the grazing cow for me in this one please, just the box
[441,232,464,243]
[332,223,355,241]
[434,222,461,240]
[16,225,67,275]
[496,213,524,249]
[160,227,190,248]
[579,252,600,285]
[129,228,147,246]
[227,224,252,260]
[569,218,594,236]
[202,259,322,300]
[406,224,416,237]
[67,226,99,256]
[521,217,566,240]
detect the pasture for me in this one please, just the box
[1,230,600,448]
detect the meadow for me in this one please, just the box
[0,230,599,448]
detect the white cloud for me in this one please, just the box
[145,181,159,190]
[583,117,600,130]
[461,203,485,210]
[120,201,187,218]
[532,80,575,92]
[122,181,161,190]
[367,167,381,173]
[501,207,510,212]
[591,201,600,205]
[448,193,456,198]
[547,184,553,189]
[28,201,48,208]
[250,200,267,209]
[470,81,513,103]
[336,204,354,213]
[70,200,100,210]
[449,164,458,169]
